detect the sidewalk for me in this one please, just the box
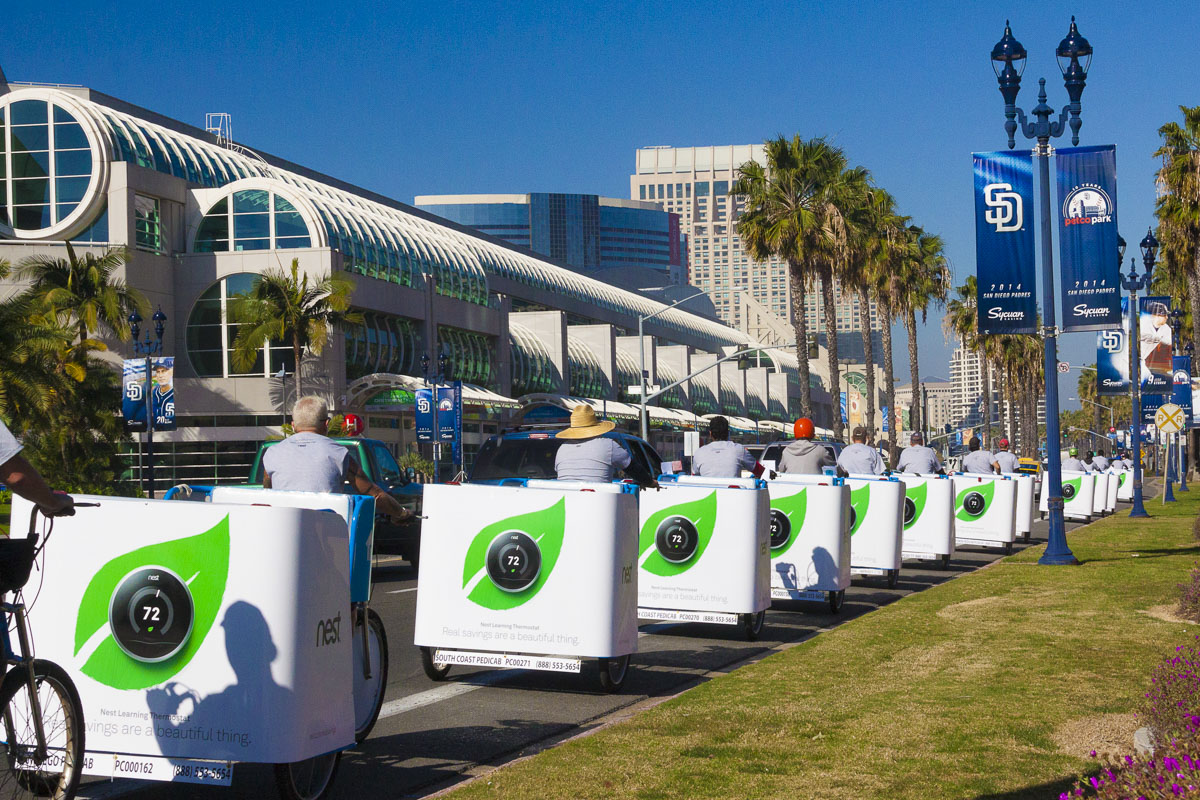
[447,491,1200,800]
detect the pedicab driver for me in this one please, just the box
[1061,447,1087,472]
[554,405,631,481]
[777,418,837,475]
[1092,451,1110,471]
[837,426,885,475]
[896,432,942,474]
[691,415,761,478]
[0,419,73,516]
[994,438,1020,473]
[962,437,1000,474]
[262,395,411,521]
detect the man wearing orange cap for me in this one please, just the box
[777,418,835,474]
[554,405,631,482]
[994,438,1020,473]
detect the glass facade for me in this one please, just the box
[0,98,94,231]
[437,326,492,386]
[345,313,420,381]
[134,194,162,251]
[195,190,311,252]
[186,274,295,378]
[509,322,558,396]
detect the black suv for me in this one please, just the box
[469,427,665,487]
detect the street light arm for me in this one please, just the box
[638,289,708,324]
[641,344,792,405]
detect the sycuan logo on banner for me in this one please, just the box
[1057,145,1122,332]
[973,151,1036,334]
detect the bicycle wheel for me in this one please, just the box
[274,751,340,800]
[353,609,388,744]
[0,659,85,800]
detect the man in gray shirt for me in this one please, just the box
[896,432,942,474]
[263,396,410,521]
[692,416,758,478]
[1092,451,1110,471]
[1061,447,1087,472]
[777,418,837,475]
[837,426,885,475]
[961,437,1000,474]
[554,405,632,482]
[994,438,1021,473]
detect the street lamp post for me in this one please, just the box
[638,290,707,440]
[129,307,168,499]
[1171,308,1189,492]
[1121,230,1158,517]
[991,17,1092,565]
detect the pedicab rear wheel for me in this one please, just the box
[420,646,451,681]
[741,610,765,641]
[887,569,899,589]
[274,750,340,800]
[353,609,388,743]
[597,655,630,693]
[828,590,844,614]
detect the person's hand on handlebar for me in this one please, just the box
[41,492,74,517]
[0,450,73,516]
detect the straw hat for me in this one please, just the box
[556,405,615,440]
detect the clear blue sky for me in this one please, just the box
[5,0,1198,411]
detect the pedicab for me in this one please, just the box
[896,473,955,569]
[763,473,851,613]
[951,474,1017,553]
[843,474,905,588]
[14,488,369,800]
[635,475,771,638]
[1114,469,1134,503]
[413,479,639,692]
[1040,471,1096,522]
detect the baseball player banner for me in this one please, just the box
[1096,297,1130,396]
[122,357,175,433]
[973,151,1037,334]
[1139,296,1173,394]
[1056,145,1122,332]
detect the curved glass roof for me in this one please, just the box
[509,321,558,396]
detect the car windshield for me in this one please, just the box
[471,436,563,482]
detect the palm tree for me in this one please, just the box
[0,291,74,422]
[229,259,362,398]
[844,182,894,443]
[898,227,950,437]
[16,244,147,346]
[872,207,912,463]
[1155,106,1200,360]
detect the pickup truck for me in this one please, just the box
[247,437,424,567]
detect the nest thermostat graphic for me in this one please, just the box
[903,497,917,525]
[655,515,699,563]
[486,531,542,592]
[768,510,791,550]
[1062,483,1077,500]
[962,491,987,517]
[108,566,194,663]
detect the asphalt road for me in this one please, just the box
[77,513,1083,800]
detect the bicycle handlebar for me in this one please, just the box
[26,499,99,536]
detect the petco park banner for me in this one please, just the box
[973,151,1036,334]
[1056,145,1121,332]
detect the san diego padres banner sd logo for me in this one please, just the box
[973,151,1036,334]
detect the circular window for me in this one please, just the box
[0,95,103,238]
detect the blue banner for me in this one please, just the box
[1056,145,1122,331]
[1096,297,1130,396]
[437,382,462,445]
[1139,296,1173,394]
[839,391,848,425]
[415,388,434,442]
[973,151,1037,333]
[1173,356,1193,417]
[122,357,175,432]
[881,406,889,434]
[1141,393,1163,425]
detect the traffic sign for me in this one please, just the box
[1155,403,1186,434]
[1057,361,1070,374]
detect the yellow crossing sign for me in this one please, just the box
[1155,403,1186,434]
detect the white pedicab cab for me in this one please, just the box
[896,473,955,569]
[1009,473,1035,541]
[951,474,1018,553]
[1104,469,1120,510]
[636,475,771,639]
[1115,469,1134,502]
[414,480,639,692]
[844,475,905,588]
[763,473,851,613]
[1040,471,1096,522]
[15,491,356,798]
[1091,472,1111,516]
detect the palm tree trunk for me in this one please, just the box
[1189,269,1200,371]
[980,355,992,448]
[881,304,897,465]
[293,331,303,401]
[905,309,921,437]
[858,287,876,442]
[1005,376,1016,450]
[821,265,842,440]
[787,259,812,417]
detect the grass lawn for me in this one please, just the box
[448,489,1200,800]
[0,500,8,536]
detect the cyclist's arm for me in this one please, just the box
[347,458,410,520]
[0,454,71,514]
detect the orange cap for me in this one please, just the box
[793,418,815,439]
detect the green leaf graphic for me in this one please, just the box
[849,484,871,536]
[955,480,996,521]
[1118,473,1128,487]
[769,488,807,555]
[1061,477,1083,501]
[903,482,927,530]
[463,498,566,610]
[639,491,717,576]
[74,516,230,691]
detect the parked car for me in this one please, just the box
[1017,457,1042,477]
[469,426,664,487]
[247,437,424,565]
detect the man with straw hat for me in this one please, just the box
[554,405,631,482]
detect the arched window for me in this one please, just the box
[193,189,312,252]
[0,98,96,232]
[186,274,294,378]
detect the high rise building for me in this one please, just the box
[414,193,687,290]
[630,145,882,358]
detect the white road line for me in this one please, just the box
[386,587,418,594]
[378,670,520,719]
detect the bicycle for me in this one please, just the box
[0,500,96,800]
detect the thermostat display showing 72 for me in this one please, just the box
[108,566,195,663]
[655,516,699,564]
[486,531,542,593]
